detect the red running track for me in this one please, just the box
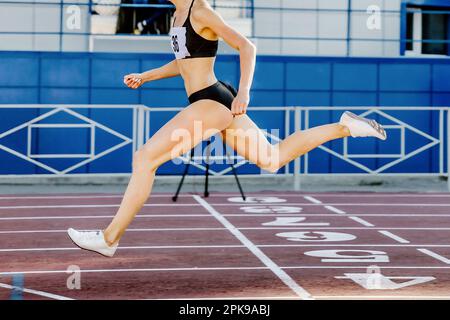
[1,192,450,300]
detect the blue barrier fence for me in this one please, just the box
[1,52,449,107]
[0,105,448,181]
[0,52,449,176]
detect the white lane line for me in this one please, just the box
[3,213,450,220]
[303,196,322,204]
[0,266,269,276]
[211,203,450,206]
[0,245,246,253]
[0,282,73,300]
[283,266,450,269]
[193,195,313,300]
[1,203,450,209]
[154,295,448,300]
[260,244,450,247]
[324,206,346,215]
[229,213,450,217]
[197,193,450,198]
[0,196,122,200]
[0,195,188,200]
[4,243,450,253]
[245,213,450,217]
[379,230,410,244]
[152,296,299,300]
[348,216,374,227]
[418,248,450,264]
[316,295,450,300]
[0,228,228,234]
[0,214,210,221]
[4,226,450,234]
[0,204,199,210]
[3,265,450,277]
[244,227,446,230]
[6,193,447,200]
[306,194,450,197]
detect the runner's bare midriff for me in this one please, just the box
[176,56,218,96]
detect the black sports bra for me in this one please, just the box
[169,0,218,60]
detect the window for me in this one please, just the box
[405,6,448,56]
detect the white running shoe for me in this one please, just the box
[67,228,118,257]
[340,111,387,140]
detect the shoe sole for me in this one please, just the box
[344,111,387,140]
[67,231,115,258]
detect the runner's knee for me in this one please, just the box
[255,148,281,173]
[257,160,280,173]
[132,148,159,173]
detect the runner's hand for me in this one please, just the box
[231,90,250,116]
[124,73,144,89]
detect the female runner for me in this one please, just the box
[68,0,386,257]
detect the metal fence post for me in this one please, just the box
[59,0,63,51]
[440,109,444,175]
[294,107,301,191]
[346,0,352,56]
[136,106,145,150]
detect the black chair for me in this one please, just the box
[172,137,246,201]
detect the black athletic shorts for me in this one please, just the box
[188,80,237,110]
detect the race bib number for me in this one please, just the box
[170,27,190,59]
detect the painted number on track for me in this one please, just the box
[263,217,330,227]
[240,206,302,214]
[228,197,286,203]
[276,231,356,242]
[335,272,435,290]
[304,250,390,263]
